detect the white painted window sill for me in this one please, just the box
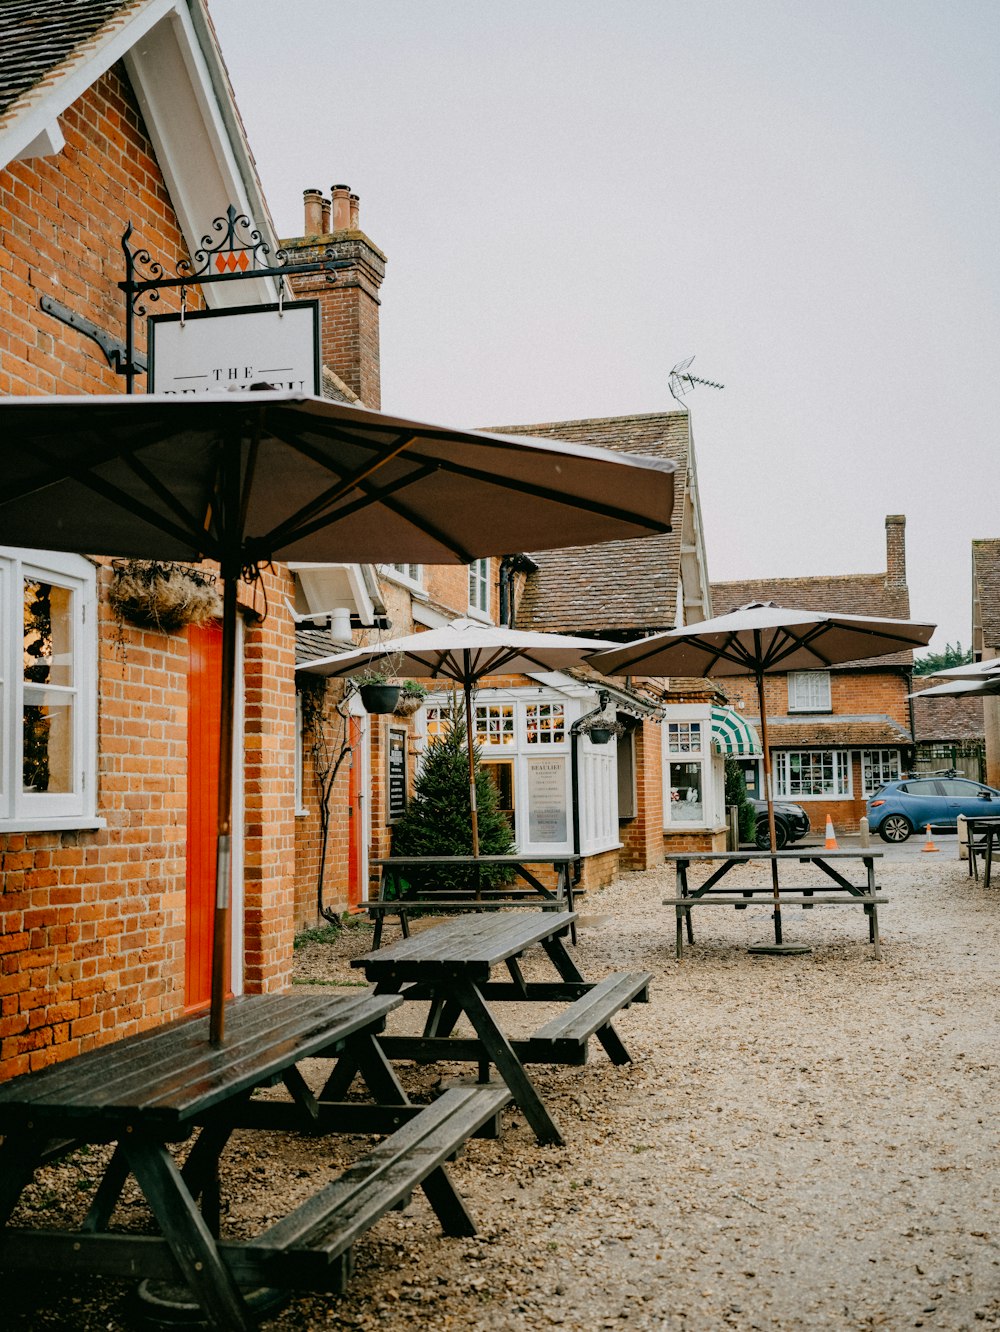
[0,816,107,835]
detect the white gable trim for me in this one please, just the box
[0,0,176,167]
[1,0,278,307]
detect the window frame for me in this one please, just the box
[774,749,851,799]
[0,546,100,832]
[468,558,491,619]
[787,671,832,713]
[379,563,423,591]
[861,749,901,797]
[663,713,709,826]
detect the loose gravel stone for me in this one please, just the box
[6,839,1000,1330]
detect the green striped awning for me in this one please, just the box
[710,706,762,756]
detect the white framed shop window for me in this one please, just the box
[0,547,100,832]
[664,713,709,825]
[775,749,850,798]
[861,749,901,796]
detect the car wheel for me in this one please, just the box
[755,818,788,850]
[878,814,912,843]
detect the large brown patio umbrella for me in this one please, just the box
[0,391,675,1041]
[301,617,617,855]
[588,602,935,951]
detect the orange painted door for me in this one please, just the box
[186,622,226,1008]
[347,717,363,907]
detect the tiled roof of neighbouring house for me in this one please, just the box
[0,0,139,116]
[709,573,913,669]
[735,715,914,748]
[295,626,341,667]
[973,539,1000,652]
[486,413,688,634]
[910,678,986,743]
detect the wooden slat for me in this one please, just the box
[530,972,652,1044]
[355,912,576,982]
[0,993,401,1129]
[664,895,887,906]
[255,1087,509,1258]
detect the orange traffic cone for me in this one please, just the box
[824,816,838,850]
[922,824,940,853]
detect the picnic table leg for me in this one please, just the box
[123,1137,254,1332]
[869,903,881,960]
[82,1142,133,1232]
[452,979,563,1147]
[676,906,684,960]
[0,1131,46,1226]
[539,934,632,1065]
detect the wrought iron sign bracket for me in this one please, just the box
[118,204,347,393]
[39,294,148,375]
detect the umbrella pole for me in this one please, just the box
[756,668,783,946]
[463,673,480,859]
[209,574,238,1046]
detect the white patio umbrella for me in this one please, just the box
[909,676,1000,699]
[301,618,618,854]
[927,658,1000,680]
[588,602,935,951]
[0,391,675,1042]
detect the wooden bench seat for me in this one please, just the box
[524,971,651,1065]
[664,895,887,909]
[254,1085,510,1288]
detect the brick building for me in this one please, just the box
[0,0,314,1077]
[485,411,746,864]
[971,538,1000,786]
[710,515,917,833]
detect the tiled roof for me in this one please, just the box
[710,573,913,669]
[0,0,138,116]
[910,678,986,743]
[735,715,913,748]
[973,539,1000,651]
[486,413,688,634]
[295,626,341,667]
[321,365,360,405]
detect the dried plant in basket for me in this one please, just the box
[109,560,222,632]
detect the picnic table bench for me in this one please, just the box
[369,854,581,947]
[0,991,509,1331]
[664,849,886,959]
[965,815,1000,887]
[350,911,651,1147]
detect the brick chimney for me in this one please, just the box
[885,514,906,587]
[282,184,386,409]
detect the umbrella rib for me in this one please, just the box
[121,452,210,542]
[18,443,213,557]
[256,428,420,548]
[265,468,478,563]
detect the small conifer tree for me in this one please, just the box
[391,697,515,892]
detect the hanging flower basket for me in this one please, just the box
[109,560,222,632]
[393,681,428,717]
[587,725,614,745]
[359,683,401,714]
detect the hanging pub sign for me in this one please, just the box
[148,300,320,395]
[387,727,408,823]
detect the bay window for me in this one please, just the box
[666,719,705,822]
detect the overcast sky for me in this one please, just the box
[210,0,998,654]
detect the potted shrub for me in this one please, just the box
[355,671,401,714]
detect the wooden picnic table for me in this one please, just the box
[369,854,581,947]
[0,991,508,1331]
[350,911,651,1148]
[966,815,1000,887]
[664,849,887,959]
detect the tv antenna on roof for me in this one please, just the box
[668,356,725,405]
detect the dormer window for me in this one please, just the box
[787,671,831,712]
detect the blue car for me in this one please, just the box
[867,777,1000,842]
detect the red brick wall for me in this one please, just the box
[0,67,295,1075]
[620,718,665,871]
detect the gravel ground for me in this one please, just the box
[7,837,1000,1331]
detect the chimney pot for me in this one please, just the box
[885,514,907,587]
[303,188,324,235]
[320,198,331,232]
[349,193,360,229]
[331,184,351,231]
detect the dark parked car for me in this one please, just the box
[749,798,811,849]
[867,777,1000,842]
